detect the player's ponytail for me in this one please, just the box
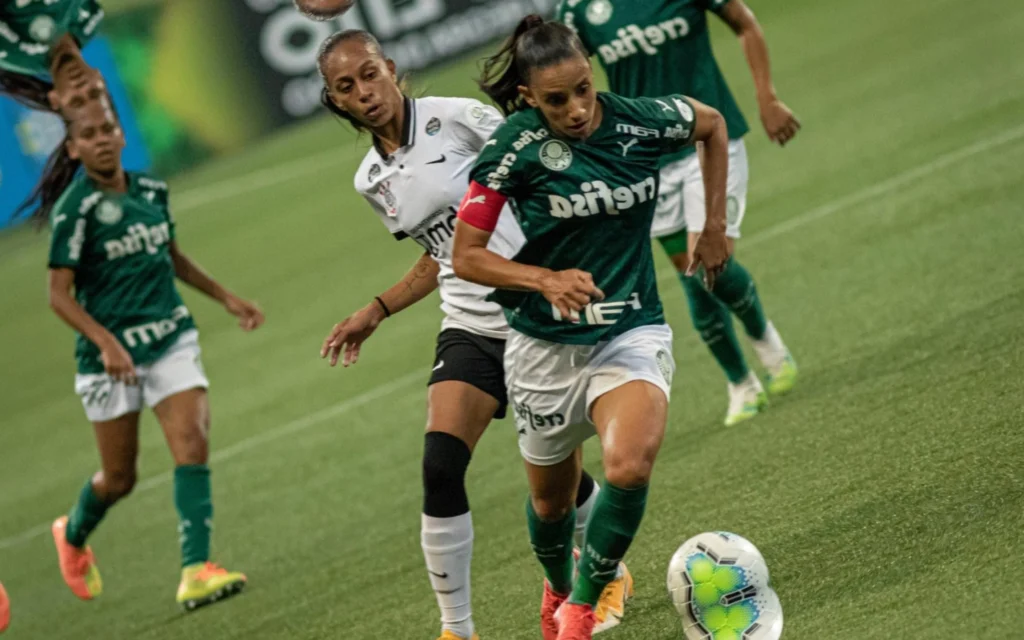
[478,14,588,116]
[1,68,56,111]
[17,132,81,228]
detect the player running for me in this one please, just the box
[315,29,629,639]
[452,15,731,640]
[38,94,263,611]
[557,0,799,426]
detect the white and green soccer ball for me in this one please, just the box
[667,532,783,640]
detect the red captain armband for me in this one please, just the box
[457,181,507,233]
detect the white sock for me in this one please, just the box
[574,481,600,549]
[752,321,787,369]
[422,512,475,639]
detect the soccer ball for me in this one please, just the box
[293,0,356,21]
[667,532,782,640]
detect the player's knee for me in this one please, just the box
[99,468,137,501]
[174,426,209,466]
[531,493,574,523]
[603,449,656,489]
[422,431,472,516]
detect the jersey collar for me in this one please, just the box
[372,96,417,161]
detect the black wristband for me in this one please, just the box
[374,296,392,318]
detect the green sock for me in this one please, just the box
[65,479,110,548]
[174,465,213,568]
[711,258,768,340]
[570,483,648,607]
[526,499,575,595]
[681,274,750,383]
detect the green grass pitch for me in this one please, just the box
[1,0,1023,637]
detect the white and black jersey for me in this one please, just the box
[354,97,525,340]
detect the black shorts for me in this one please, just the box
[428,328,508,419]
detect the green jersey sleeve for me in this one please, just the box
[469,121,532,198]
[637,94,700,152]
[48,191,90,270]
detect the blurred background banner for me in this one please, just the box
[0,0,558,228]
[231,0,560,122]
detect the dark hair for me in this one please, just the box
[2,60,81,227]
[1,68,55,111]
[478,15,590,116]
[17,132,81,230]
[317,29,392,133]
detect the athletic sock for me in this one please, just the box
[711,258,768,340]
[681,274,750,383]
[574,471,599,549]
[570,483,648,607]
[527,499,576,595]
[65,478,110,548]
[174,465,213,568]
[421,432,475,638]
[422,513,475,638]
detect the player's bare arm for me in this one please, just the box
[452,218,603,321]
[169,241,265,332]
[717,0,801,145]
[685,99,733,288]
[48,267,137,384]
[321,251,440,367]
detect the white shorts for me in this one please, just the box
[505,324,675,466]
[74,330,209,422]
[652,138,749,239]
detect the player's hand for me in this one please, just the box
[759,97,801,146]
[224,295,265,331]
[539,269,605,322]
[320,305,383,367]
[687,227,732,290]
[100,339,137,385]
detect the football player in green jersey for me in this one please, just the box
[0,0,105,110]
[452,16,731,640]
[37,95,264,612]
[558,0,800,426]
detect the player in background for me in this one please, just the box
[315,30,629,640]
[36,95,264,611]
[0,0,104,109]
[557,0,799,426]
[453,16,731,640]
[2,0,116,223]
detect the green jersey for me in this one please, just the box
[557,0,748,165]
[48,172,195,375]
[471,92,699,345]
[0,0,104,78]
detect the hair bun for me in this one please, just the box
[521,14,545,32]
